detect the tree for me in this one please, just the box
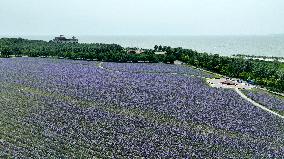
[154,45,158,51]
[1,47,12,58]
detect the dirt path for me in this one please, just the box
[235,88,284,119]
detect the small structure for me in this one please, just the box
[154,51,167,55]
[207,78,254,89]
[174,60,183,65]
[247,80,255,85]
[221,80,237,86]
[127,49,144,54]
[53,35,78,44]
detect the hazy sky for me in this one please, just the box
[0,0,284,36]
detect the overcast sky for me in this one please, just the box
[0,0,284,36]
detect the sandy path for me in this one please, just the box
[235,88,284,119]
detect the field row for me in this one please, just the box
[1,58,284,158]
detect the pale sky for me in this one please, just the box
[0,0,284,36]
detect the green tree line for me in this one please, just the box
[0,38,172,63]
[178,49,284,93]
[0,38,283,92]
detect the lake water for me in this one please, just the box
[5,35,284,57]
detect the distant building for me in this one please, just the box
[174,60,183,65]
[221,80,236,86]
[154,51,166,55]
[53,35,78,44]
[127,49,144,54]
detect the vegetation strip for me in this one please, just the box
[1,37,283,93]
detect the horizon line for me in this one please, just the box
[1,33,284,37]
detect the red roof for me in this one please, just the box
[221,80,236,85]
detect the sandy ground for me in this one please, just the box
[207,78,255,89]
[208,78,284,118]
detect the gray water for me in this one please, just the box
[4,35,284,57]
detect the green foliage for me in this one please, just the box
[1,37,283,92]
[0,38,124,60]
[178,50,283,93]
[0,38,169,63]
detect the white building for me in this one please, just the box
[154,51,167,55]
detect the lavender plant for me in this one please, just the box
[0,58,283,158]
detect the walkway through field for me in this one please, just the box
[235,88,284,119]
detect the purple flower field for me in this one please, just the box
[242,89,284,115]
[102,62,214,78]
[1,57,284,158]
